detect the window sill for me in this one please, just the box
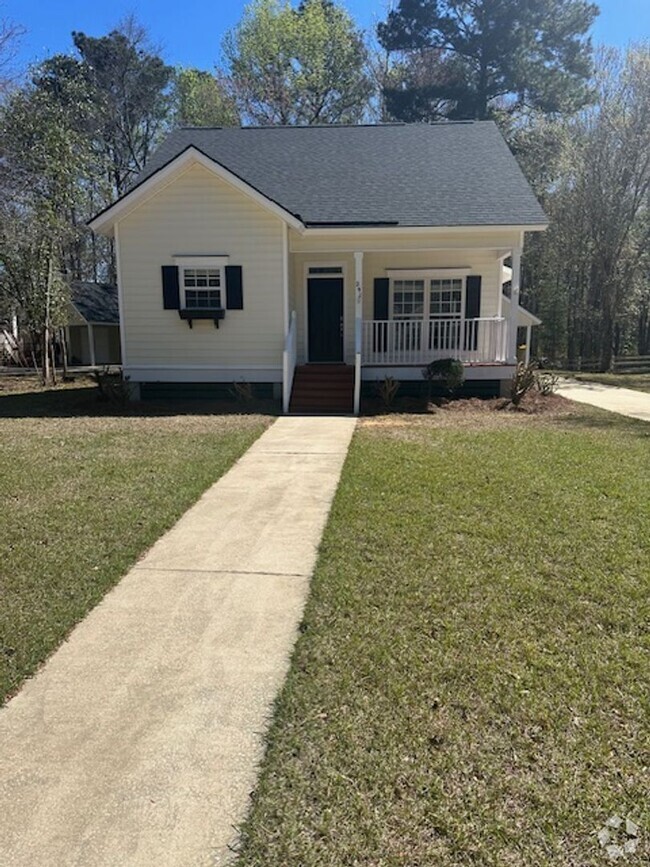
[178,308,226,328]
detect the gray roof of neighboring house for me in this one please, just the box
[126,122,546,229]
[70,282,119,324]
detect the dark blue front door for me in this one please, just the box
[307,277,344,362]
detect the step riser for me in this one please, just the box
[290,365,354,414]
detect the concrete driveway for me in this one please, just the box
[0,415,356,866]
[556,378,650,422]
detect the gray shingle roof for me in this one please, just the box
[70,282,119,324]
[128,122,545,229]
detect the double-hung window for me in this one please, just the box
[389,272,468,353]
[173,256,229,311]
[183,268,222,310]
[392,279,425,350]
[429,278,463,349]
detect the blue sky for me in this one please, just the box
[4,0,649,73]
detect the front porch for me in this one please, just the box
[283,236,525,414]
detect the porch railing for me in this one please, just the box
[282,310,297,413]
[362,317,508,366]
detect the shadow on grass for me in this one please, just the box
[552,407,650,437]
[0,386,280,419]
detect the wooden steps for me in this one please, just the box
[289,364,354,414]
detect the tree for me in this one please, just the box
[0,13,24,93]
[172,68,239,126]
[377,0,598,121]
[0,78,94,382]
[25,20,174,284]
[519,46,650,369]
[72,18,173,196]
[223,0,373,125]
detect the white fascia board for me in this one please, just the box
[301,224,548,237]
[88,147,304,235]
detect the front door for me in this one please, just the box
[307,277,344,362]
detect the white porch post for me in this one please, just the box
[353,251,363,416]
[525,324,532,366]
[87,323,96,367]
[508,245,522,364]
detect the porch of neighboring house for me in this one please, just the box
[282,238,529,414]
[66,281,121,367]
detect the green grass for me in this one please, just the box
[560,371,650,393]
[0,377,271,703]
[236,403,650,866]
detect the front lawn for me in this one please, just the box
[236,400,650,866]
[0,377,271,703]
[561,371,650,393]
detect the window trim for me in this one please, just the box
[173,255,229,310]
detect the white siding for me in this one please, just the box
[289,228,521,254]
[118,163,285,376]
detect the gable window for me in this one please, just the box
[183,268,222,309]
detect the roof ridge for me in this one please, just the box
[176,120,486,131]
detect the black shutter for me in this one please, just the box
[464,275,482,351]
[373,277,389,319]
[373,277,390,353]
[225,265,243,310]
[465,275,481,319]
[162,266,180,310]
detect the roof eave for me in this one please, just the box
[300,223,548,236]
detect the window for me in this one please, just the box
[392,279,424,319]
[183,268,222,310]
[429,279,463,319]
[429,278,463,350]
[308,266,343,275]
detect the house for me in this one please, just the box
[89,122,546,413]
[66,282,121,366]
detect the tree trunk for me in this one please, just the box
[41,326,50,385]
[60,327,69,379]
[42,250,54,386]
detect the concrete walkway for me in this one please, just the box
[557,378,650,422]
[0,416,356,867]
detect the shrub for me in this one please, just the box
[422,358,465,396]
[510,362,537,406]
[375,376,400,409]
[231,380,254,403]
[92,368,131,408]
[535,370,559,395]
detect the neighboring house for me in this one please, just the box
[0,313,20,365]
[66,282,121,366]
[89,122,546,413]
